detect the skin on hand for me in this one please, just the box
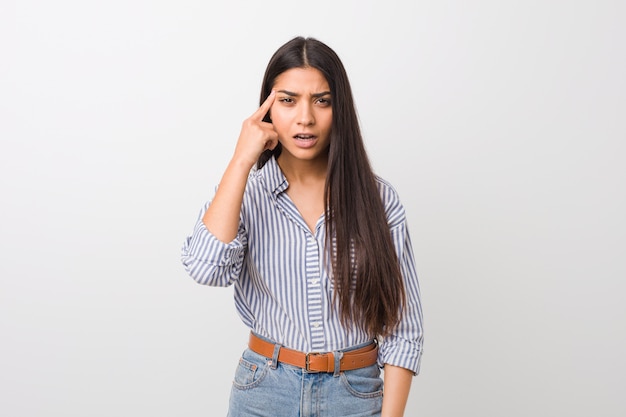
[232,90,279,168]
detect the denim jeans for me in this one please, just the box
[227,345,383,417]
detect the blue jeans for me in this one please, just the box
[227,345,383,417]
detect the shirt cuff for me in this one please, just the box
[182,218,246,267]
[378,334,423,375]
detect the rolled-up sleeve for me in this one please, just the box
[181,202,247,287]
[379,218,424,375]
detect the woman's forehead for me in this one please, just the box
[273,67,330,93]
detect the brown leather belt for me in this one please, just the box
[248,332,378,373]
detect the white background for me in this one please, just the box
[1,1,625,416]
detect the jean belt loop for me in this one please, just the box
[270,343,281,370]
[332,350,344,377]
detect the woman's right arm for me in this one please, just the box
[203,91,277,242]
[182,91,278,286]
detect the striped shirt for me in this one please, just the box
[181,156,423,374]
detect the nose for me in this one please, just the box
[298,102,315,126]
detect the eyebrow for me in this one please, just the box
[277,89,331,98]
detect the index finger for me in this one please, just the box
[252,90,276,120]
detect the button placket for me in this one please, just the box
[305,233,324,350]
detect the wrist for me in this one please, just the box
[229,154,257,172]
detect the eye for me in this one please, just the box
[316,97,331,106]
[279,97,294,104]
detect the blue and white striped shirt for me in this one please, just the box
[181,156,423,374]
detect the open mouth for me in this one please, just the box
[294,134,317,141]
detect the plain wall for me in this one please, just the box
[1,1,625,416]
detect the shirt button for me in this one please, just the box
[313,322,320,328]
[311,279,319,285]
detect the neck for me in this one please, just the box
[277,153,328,185]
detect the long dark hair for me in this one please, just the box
[257,37,405,337]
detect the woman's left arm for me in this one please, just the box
[381,364,413,417]
[377,182,423,416]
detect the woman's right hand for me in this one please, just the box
[232,90,278,168]
[203,91,278,242]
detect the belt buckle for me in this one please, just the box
[305,352,321,373]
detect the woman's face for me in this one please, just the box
[270,67,332,165]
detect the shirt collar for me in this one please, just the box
[259,155,289,196]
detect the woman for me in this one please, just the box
[182,37,423,417]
